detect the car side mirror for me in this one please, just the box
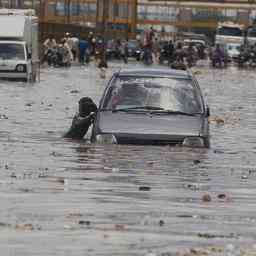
[27,53,32,59]
[206,106,210,117]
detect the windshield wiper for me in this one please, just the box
[112,106,165,112]
[101,107,200,116]
[152,110,199,116]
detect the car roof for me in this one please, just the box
[115,68,192,79]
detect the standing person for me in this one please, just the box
[59,39,73,67]
[95,39,105,63]
[64,97,97,140]
[70,34,79,62]
[167,40,175,65]
[148,27,155,44]
[65,33,74,61]
[153,37,160,63]
[88,31,94,54]
[119,39,128,64]
[186,42,197,67]
[78,38,89,65]
[142,27,155,65]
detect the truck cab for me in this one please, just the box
[0,9,38,82]
[0,41,32,81]
[215,22,245,45]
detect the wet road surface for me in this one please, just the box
[0,62,256,255]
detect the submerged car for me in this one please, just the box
[91,68,210,147]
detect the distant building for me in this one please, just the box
[1,0,256,38]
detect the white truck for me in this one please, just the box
[246,26,256,46]
[215,22,245,45]
[0,9,39,82]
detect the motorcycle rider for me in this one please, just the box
[186,43,197,67]
[171,42,186,70]
[42,34,57,66]
[167,40,175,65]
[58,39,73,67]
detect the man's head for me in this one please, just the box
[78,97,97,117]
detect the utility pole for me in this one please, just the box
[65,0,70,24]
[103,0,109,38]
[131,0,137,38]
[96,0,109,37]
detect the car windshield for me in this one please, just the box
[0,43,25,60]
[102,76,203,114]
[227,44,240,51]
[127,41,138,48]
[247,28,256,37]
[217,27,243,37]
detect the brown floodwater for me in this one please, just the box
[0,62,256,255]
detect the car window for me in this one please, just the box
[0,43,25,60]
[102,76,203,114]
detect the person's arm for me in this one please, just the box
[64,113,95,139]
[74,112,95,127]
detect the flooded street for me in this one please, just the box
[1,62,256,255]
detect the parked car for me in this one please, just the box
[91,68,210,147]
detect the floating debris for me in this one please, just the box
[147,161,155,166]
[15,223,34,231]
[0,222,11,228]
[10,173,17,178]
[209,116,225,125]
[70,90,79,94]
[115,224,126,231]
[217,193,227,199]
[139,186,151,191]
[0,114,8,119]
[193,159,201,165]
[66,212,83,218]
[78,220,90,226]
[193,70,203,75]
[202,194,212,202]
[159,220,165,226]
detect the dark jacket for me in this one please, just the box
[64,113,94,140]
[64,101,97,139]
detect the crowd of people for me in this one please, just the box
[42,32,102,67]
[43,28,235,70]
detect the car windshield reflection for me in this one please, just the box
[102,76,203,115]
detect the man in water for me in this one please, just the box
[64,97,97,140]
